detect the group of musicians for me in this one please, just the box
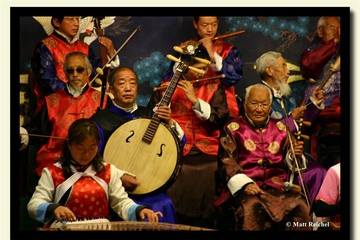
[19,16,341,232]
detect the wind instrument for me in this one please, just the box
[212,30,245,40]
[153,74,225,91]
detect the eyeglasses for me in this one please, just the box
[65,67,86,74]
[247,102,271,110]
[63,17,80,23]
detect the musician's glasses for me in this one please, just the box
[247,102,271,110]
[66,67,86,74]
[63,17,80,23]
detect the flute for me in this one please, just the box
[212,30,245,40]
[153,74,225,91]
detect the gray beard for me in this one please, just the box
[277,80,292,97]
[71,84,82,92]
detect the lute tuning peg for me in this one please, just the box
[166,54,206,75]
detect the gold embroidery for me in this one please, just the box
[244,139,256,151]
[268,141,280,154]
[276,121,286,131]
[227,122,239,131]
[47,93,61,107]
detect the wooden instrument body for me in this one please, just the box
[103,41,208,196]
[39,220,215,231]
[104,117,182,195]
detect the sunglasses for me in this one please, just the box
[65,67,86,74]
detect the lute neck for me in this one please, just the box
[142,69,184,144]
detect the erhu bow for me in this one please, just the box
[92,17,141,110]
[93,16,110,110]
[280,100,310,207]
[90,25,141,87]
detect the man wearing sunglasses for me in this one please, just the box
[30,16,119,117]
[20,52,107,195]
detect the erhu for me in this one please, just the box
[301,55,341,108]
[280,99,310,207]
[295,55,340,153]
[282,55,341,207]
[314,55,340,90]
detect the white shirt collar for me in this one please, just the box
[55,29,79,44]
[67,83,87,97]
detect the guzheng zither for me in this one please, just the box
[38,219,216,231]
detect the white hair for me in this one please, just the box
[255,51,282,79]
[245,83,273,103]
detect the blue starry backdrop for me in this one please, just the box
[19,14,320,107]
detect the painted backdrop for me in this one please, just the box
[19,15,322,106]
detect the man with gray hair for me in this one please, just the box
[255,51,324,131]
[300,16,341,169]
[215,83,312,230]
[253,51,328,205]
[20,52,107,195]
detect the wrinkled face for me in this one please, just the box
[318,17,340,42]
[193,16,219,39]
[268,56,290,84]
[65,55,90,89]
[244,87,272,126]
[110,68,138,108]
[69,136,98,166]
[54,16,80,39]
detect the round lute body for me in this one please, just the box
[104,118,182,195]
[104,41,207,195]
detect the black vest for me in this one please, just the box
[91,104,152,144]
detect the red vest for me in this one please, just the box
[32,34,91,115]
[42,34,90,83]
[36,88,104,176]
[47,163,111,220]
[207,39,239,118]
[171,80,221,156]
